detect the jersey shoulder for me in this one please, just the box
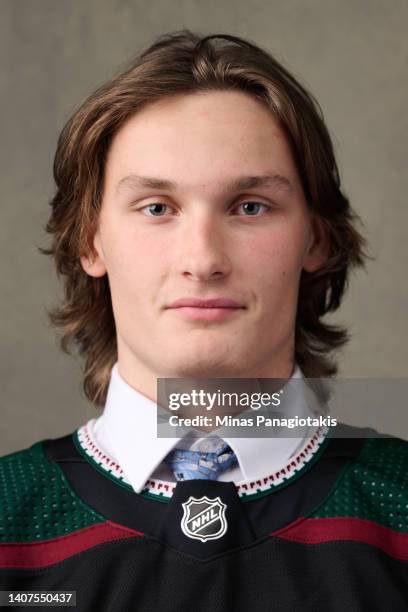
[0,439,105,543]
[311,433,408,532]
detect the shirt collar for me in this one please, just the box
[93,362,320,493]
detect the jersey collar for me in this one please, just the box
[90,362,323,493]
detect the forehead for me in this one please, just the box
[104,90,299,191]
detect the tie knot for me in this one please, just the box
[164,439,238,481]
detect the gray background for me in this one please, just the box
[1,0,407,455]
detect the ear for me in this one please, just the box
[302,215,329,273]
[80,228,107,278]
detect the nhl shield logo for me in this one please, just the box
[181,496,228,542]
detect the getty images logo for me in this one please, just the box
[181,496,228,542]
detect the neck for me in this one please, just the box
[116,345,296,405]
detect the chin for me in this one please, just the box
[169,355,243,379]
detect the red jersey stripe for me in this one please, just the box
[272,516,408,561]
[0,521,144,569]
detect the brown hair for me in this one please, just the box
[40,29,369,407]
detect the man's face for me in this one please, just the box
[81,90,325,389]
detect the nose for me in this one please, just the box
[176,211,232,282]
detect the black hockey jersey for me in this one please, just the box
[0,423,407,611]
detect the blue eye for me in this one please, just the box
[144,203,169,216]
[237,201,268,216]
[139,201,270,217]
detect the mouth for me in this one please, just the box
[168,297,242,308]
[168,306,243,321]
[166,298,245,322]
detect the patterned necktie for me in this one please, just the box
[164,438,238,481]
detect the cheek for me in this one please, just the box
[240,225,307,284]
[103,227,167,300]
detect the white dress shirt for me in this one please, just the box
[85,362,324,494]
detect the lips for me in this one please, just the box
[167,297,242,309]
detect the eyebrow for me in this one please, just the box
[115,173,293,196]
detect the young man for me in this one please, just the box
[1,30,407,610]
